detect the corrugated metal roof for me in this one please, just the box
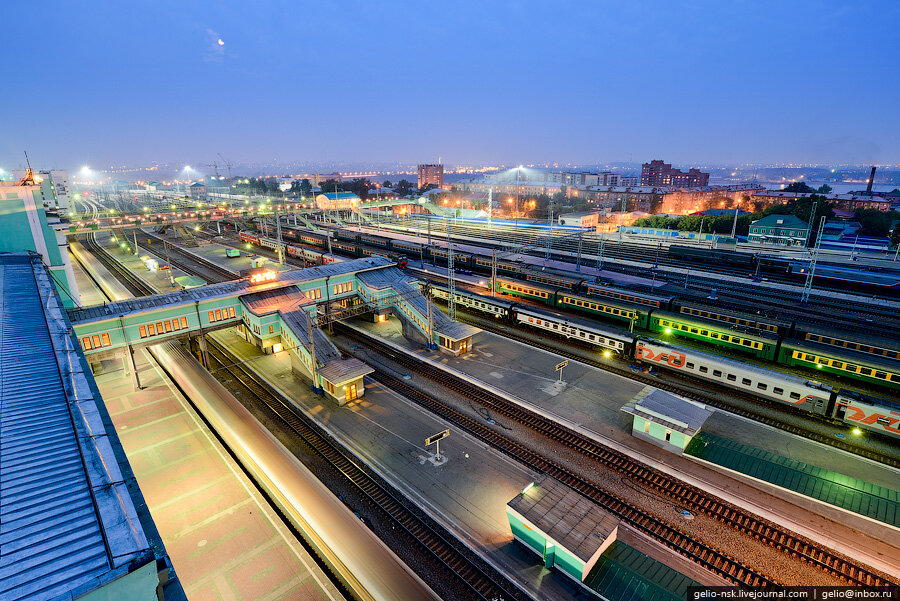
[280,309,342,365]
[241,287,310,316]
[317,358,373,384]
[0,254,153,601]
[685,432,899,527]
[507,476,619,562]
[621,389,713,436]
[584,542,699,601]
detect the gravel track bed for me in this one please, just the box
[335,331,861,586]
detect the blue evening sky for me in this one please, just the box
[1,1,897,170]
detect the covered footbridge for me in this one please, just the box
[69,256,478,397]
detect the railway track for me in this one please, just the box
[449,307,900,469]
[131,230,239,283]
[337,324,895,588]
[78,233,156,296]
[205,339,525,601]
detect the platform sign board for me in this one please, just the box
[425,429,450,446]
[242,267,279,285]
[555,360,568,371]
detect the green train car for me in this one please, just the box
[494,278,556,305]
[556,291,649,329]
[648,310,779,360]
[778,340,900,391]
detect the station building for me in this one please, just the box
[0,169,81,306]
[506,476,620,586]
[747,214,809,246]
[621,388,713,454]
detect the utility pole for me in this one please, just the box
[545,194,554,260]
[425,282,435,350]
[801,216,827,304]
[730,207,739,239]
[805,200,818,249]
[447,222,456,321]
[164,240,174,287]
[487,189,492,230]
[618,197,626,244]
[306,310,320,393]
[575,232,583,272]
[275,209,285,265]
[491,248,498,296]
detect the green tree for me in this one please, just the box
[854,209,899,237]
[300,179,312,195]
[784,181,815,193]
[817,184,833,194]
[394,179,415,197]
[382,180,393,188]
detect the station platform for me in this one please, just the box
[209,327,705,600]
[94,230,195,292]
[161,233,259,275]
[347,317,900,578]
[70,249,110,306]
[92,347,345,601]
[685,432,899,527]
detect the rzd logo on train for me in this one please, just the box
[637,345,686,368]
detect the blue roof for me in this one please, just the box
[0,254,155,600]
[319,192,359,201]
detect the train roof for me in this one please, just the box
[431,282,517,310]
[780,339,900,370]
[515,304,631,339]
[836,389,900,412]
[582,281,675,303]
[495,276,560,293]
[637,337,832,390]
[557,290,652,313]
[794,320,899,351]
[523,266,588,284]
[675,300,794,328]
[651,309,781,342]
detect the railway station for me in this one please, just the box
[4,171,900,599]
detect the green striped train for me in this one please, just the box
[490,276,900,393]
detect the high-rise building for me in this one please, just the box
[0,170,81,306]
[641,160,709,187]
[417,164,444,189]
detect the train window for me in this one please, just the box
[742,378,751,385]
[773,387,783,395]
[877,417,891,426]
[686,362,694,369]
[804,354,815,361]
[790,392,801,400]
[846,364,857,371]
[589,335,596,340]
[727,374,736,381]
[672,358,682,366]
[713,370,722,377]
[691,328,699,334]
[875,371,887,379]
[701,330,708,336]
[860,368,873,376]
[742,340,752,347]
[757,383,767,390]
[699,366,708,373]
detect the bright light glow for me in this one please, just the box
[852,427,862,436]
[217,38,225,46]
[80,166,90,175]
[603,350,611,357]
[522,481,535,494]
[272,343,283,352]
[664,328,672,334]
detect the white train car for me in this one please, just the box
[515,306,629,354]
[635,338,833,414]
[430,285,512,318]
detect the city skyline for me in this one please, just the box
[2,1,899,168]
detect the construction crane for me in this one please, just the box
[217,153,234,180]
[205,162,221,178]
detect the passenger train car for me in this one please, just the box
[264,225,900,390]
[425,282,900,440]
[239,231,340,265]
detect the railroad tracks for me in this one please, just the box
[134,230,239,283]
[452,308,900,469]
[205,339,525,601]
[78,233,156,296]
[337,324,895,588]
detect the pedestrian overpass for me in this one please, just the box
[69,257,479,403]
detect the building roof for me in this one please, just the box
[621,388,713,437]
[190,182,206,188]
[317,358,373,385]
[507,475,619,562]
[240,286,311,316]
[317,192,359,201]
[558,211,599,219]
[0,254,154,601]
[749,214,809,229]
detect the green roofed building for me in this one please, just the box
[506,476,619,586]
[621,388,713,455]
[748,214,809,246]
